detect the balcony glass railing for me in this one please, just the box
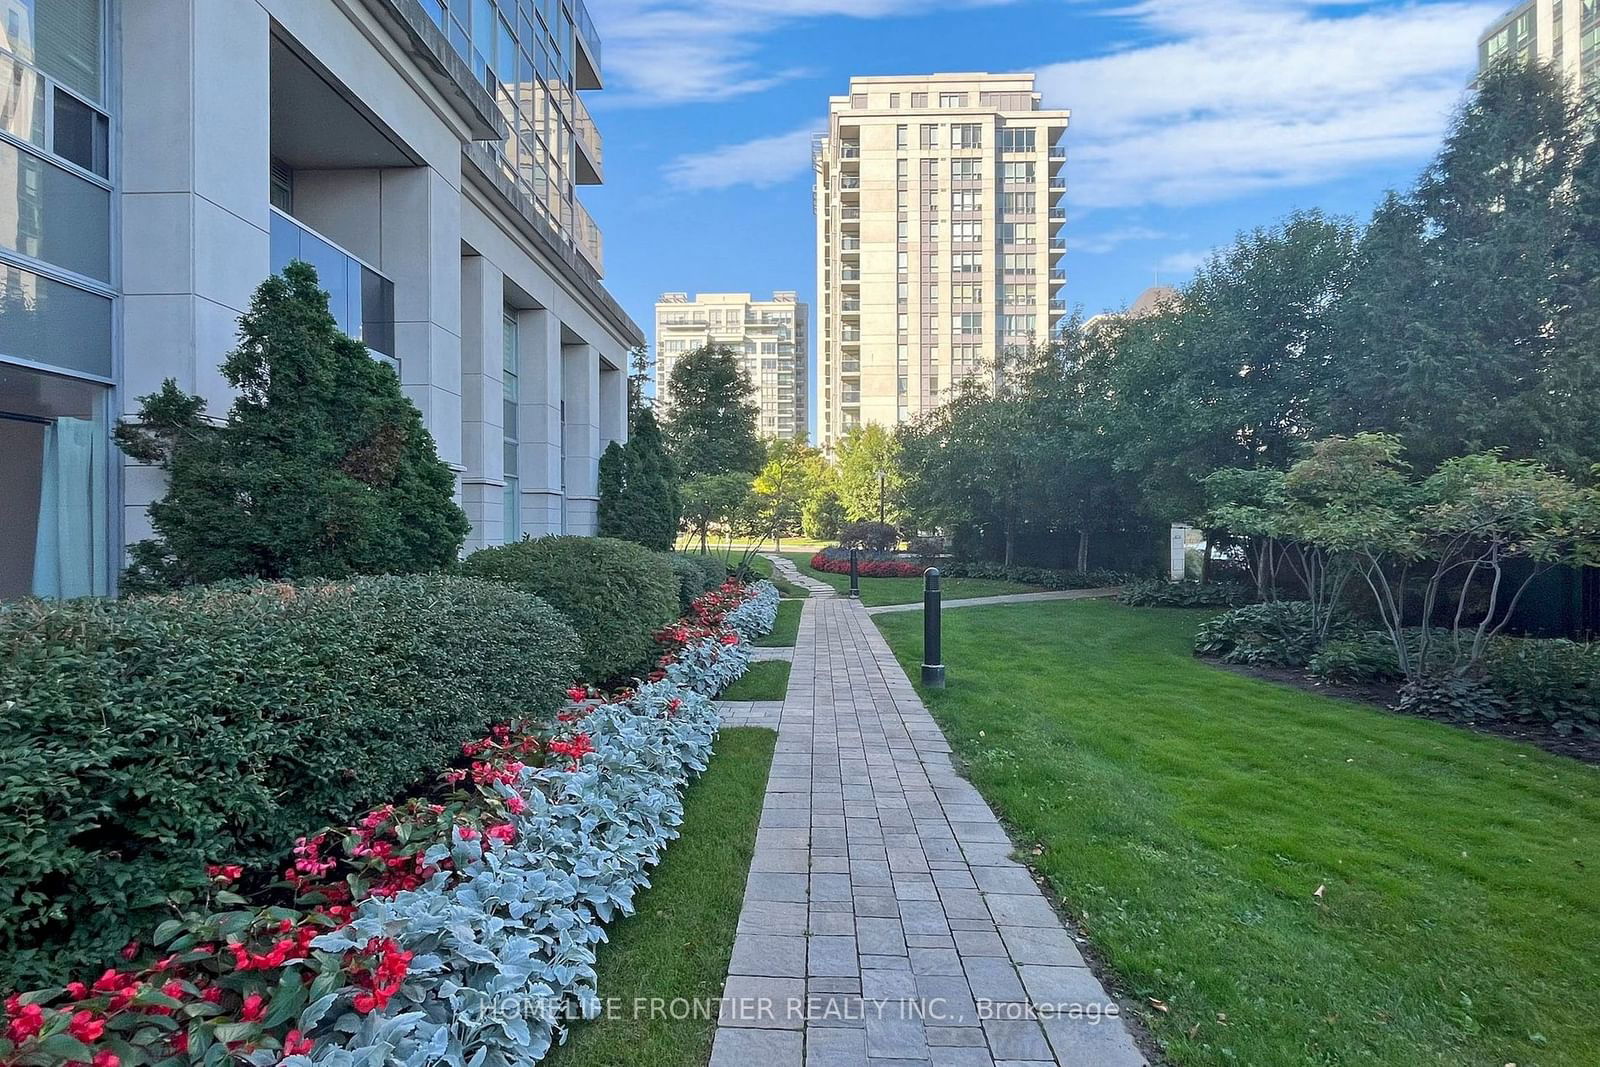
[841,238,861,251]
[840,144,861,159]
[841,329,861,342]
[1049,146,1067,161]
[572,91,603,171]
[841,269,861,281]
[572,198,604,273]
[270,207,395,363]
[840,176,861,190]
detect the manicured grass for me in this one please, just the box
[544,727,776,1067]
[874,600,1600,1067]
[718,659,791,701]
[782,552,1035,606]
[757,599,802,647]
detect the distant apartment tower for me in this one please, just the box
[1478,0,1598,90]
[813,74,1068,452]
[654,292,809,439]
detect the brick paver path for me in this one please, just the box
[710,594,1148,1066]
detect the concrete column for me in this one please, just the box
[561,343,601,535]
[459,255,505,551]
[120,0,272,547]
[381,165,463,483]
[599,357,627,449]
[518,309,565,536]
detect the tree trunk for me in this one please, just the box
[1199,529,1215,585]
[1004,521,1015,568]
[1076,529,1089,574]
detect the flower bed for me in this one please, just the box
[1,580,778,1067]
[809,551,924,579]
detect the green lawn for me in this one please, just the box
[782,551,1036,606]
[874,600,1600,1067]
[718,659,790,701]
[682,547,806,598]
[756,599,802,647]
[545,728,775,1067]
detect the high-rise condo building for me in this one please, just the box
[655,291,809,440]
[1477,0,1598,91]
[813,73,1068,452]
[0,0,643,601]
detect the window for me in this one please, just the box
[998,127,1036,153]
[1002,191,1036,215]
[938,92,967,108]
[889,92,901,107]
[951,190,981,212]
[1001,284,1036,306]
[951,159,980,181]
[911,92,928,108]
[952,312,981,334]
[19,0,103,103]
[1003,313,1036,335]
[953,252,981,274]
[1001,161,1035,184]
[1002,252,1033,273]
[953,344,981,373]
[0,139,110,280]
[502,309,520,542]
[952,283,982,303]
[952,124,981,148]
[1002,222,1036,245]
[952,221,982,243]
[896,124,907,149]
[0,263,110,376]
[920,124,939,149]
[0,362,110,599]
[850,93,867,109]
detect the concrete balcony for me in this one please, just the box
[1048,145,1066,172]
[1049,266,1066,287]
[572,92,603,184]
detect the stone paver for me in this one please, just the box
[865,588,1119,615]
[766,552,839,597]
[716,592,1147,1065]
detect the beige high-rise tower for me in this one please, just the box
[813,74,1068,452]
[1477,0,1597,91]
[654,291,809,440]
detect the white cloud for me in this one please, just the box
[1153,248,1210,278]
[1038,0,1502,209]
[1073,225,1170,254]
[663,124,819,190]
[590,0,1022,106]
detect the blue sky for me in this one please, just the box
[580,0,1505,435]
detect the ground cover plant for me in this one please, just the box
[874,599,1600,1066]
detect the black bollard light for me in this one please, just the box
[922,567,945,688]
[849,548,861,598]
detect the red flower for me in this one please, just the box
[487,823,516,844]
[68,1010,106,1043]
[120,940,141,961]
[92,1051,119,1067]
[566,686,588,702]
[352,993,377,1014]
[239,993,266,1022]
[284,1029,314,1056]
[505,793,526,814]
[6,1003,43,1043]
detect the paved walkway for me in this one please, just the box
[865,588,1119,616]
[767,552,839,598]
[710,594,1147,1066]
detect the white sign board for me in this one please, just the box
[1169,524,1191,582]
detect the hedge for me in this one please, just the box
[0,580,777,1067]
[941,560,1139,590]
[1120,578,1255,608]
[0,576,579,987]
[677,552,728,593]
[666,554,709,614]
[460,536,679,680]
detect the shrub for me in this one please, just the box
[943,560,1139,590]
[1121,578,1254,608]
[810,551,923,578]
[1194,601,1326,667]
[1481,638,1600,734]
[114,262,468,591]
[0,575,578,986]
[460,536,678,679]
[679,551,729,589]
[1397,674,1510,723]
[836,520,900,550]
[666,554,709,614]
[907,535,947,561]
[1309,631,1408,684]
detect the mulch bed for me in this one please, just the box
[1206,659,1600,766]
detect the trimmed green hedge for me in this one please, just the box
[0,576,578,987]
[461,536,679,679]
[679,551,729,590]
[667,554,709,614]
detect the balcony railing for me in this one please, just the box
[1049,176,1067,190]
[572,197,604,273]
[573,0,601,72]
[841,268,861,281]
[270,207,395,363]
[1049,207,1066,223]
[572,91,603,179]
[1049,146,1067,161]
[840,206,861,221]
[841,360,860,373]
[841,328,861,342]
[840,237,861,251]
[841,299,861,311]
[840,176,861,190]
[840,144,861,159]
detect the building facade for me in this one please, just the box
[1478,0,1598,91]
[0,0,643,601]
[813,74,1067,452]
[654,291,808,440]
